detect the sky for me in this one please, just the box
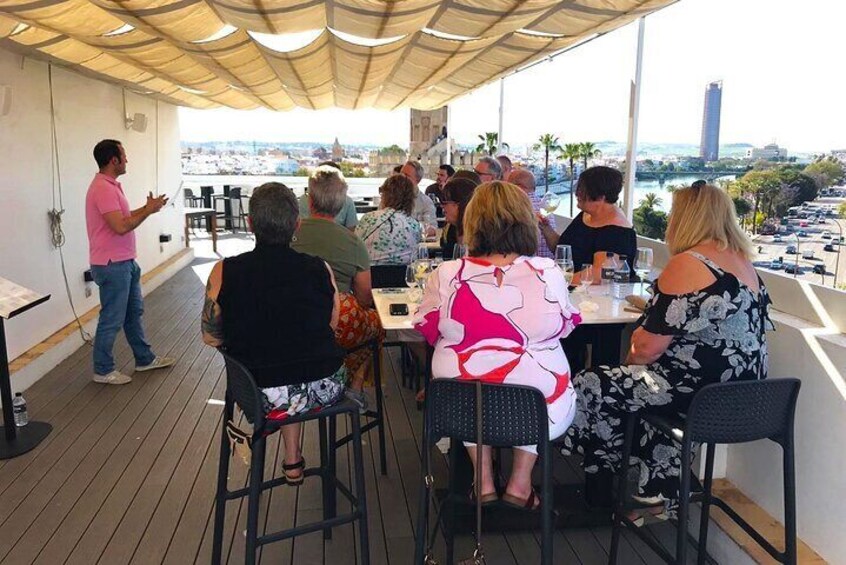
[179,0,846,154]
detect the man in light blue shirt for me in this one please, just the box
[298,192,357,230]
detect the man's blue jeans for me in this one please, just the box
[91,260,155,375]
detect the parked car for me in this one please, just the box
[797,230,808,237]
[786,244,797,254]
[824,244,836,252]
[760,224,777,235]
[769,258,784,270]
[783,263,801,275]
[822,231,831,239]
[813,264,827,275]
[802,249,815,260]
[773,234,783,242]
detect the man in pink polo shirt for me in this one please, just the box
[86,139,174,384]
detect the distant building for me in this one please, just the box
[275,158,300,174]
[331,137,345,161]
[699,81,723,162]
[746,143,788,161]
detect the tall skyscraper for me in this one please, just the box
[699,81,722,162]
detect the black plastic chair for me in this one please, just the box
[414,380,555,565]
[212,353,370,565]
[370,264,409,289]
[610,378,801,565]
[218,187,248,232]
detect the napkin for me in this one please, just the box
[625,295,648,312]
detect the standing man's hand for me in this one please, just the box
[145,192,168,214]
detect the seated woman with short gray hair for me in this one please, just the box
[201,182,346,484]
[292,166,384,412]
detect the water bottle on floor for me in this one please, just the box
[13,392,28,427]
[600,252,617,295]
[612,255,630,300]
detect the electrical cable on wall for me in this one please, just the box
[46,64,93,345]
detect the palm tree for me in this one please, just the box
[475,132,508,156]
[560,143,581,215]
[641,192,663,209]
[579,141,601,170]
[532,134,562,193]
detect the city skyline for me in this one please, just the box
[179,0,846,154]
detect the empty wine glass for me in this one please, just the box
[580,263,594,296]
[539,192,561,217]
[417,243,430,261]
[555,245,574,283]
[635,247,654,282]
[405,264,419,290]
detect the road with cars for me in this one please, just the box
[752,196,844,287]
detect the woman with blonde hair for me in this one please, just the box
[561,183,773,517]
[414,181,581,509]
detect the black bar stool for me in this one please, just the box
[609,378,801,565]
[335,339,388,475]
[415,380,555,565]
[211,353,370,565]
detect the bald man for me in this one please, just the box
[508,168,556,259]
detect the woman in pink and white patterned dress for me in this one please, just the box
[413,181,581,510]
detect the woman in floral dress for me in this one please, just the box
[562,183,773,516]
[356,174,422,265]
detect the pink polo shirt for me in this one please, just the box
[85,173,136,265]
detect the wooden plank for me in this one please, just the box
[0,294,205,563]
[0,274,200,496]
[110,361,228,565]
[23,328,210,564]
[63,346,222,564]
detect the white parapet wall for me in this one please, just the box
[0,48,186,378]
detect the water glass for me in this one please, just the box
[555,245,574,283]
[417,243,430,261]
[635,247,654,282]
[405,264,418,289]
[580,263,594,295]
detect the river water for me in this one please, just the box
[183,173,730,214]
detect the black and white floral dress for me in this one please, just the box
[561,252,773,512]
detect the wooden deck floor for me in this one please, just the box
[1,237,694,565]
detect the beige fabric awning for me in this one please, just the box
[0,0,675,111]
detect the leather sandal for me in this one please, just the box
[282,458,305,486]
[469,484,498,506]
[502,488,541,512]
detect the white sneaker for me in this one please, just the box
[135,356,176,372]
[93,371,132,385]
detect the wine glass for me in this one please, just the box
[580,263,594,296]
[555,245,574,284]
[417,243,430,261]
[452,243,467,260]
[405,264,419,290]
[414,260,432,292]
[540,192,561,217]
[635,247,654,282]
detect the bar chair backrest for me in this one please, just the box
[426,379,548,447]
[221,353,267,435]
[686,378,801,447]
[370,264,409,289]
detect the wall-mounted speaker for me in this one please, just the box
[0,85,11,117]
[125,112,147,132]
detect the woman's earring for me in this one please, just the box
[292,235,298,243]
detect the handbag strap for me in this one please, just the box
[471,380,486,564]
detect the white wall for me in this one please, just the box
[0,49,185,364]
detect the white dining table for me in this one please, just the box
[371,283,649,331]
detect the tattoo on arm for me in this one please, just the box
[201,279,224,346]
